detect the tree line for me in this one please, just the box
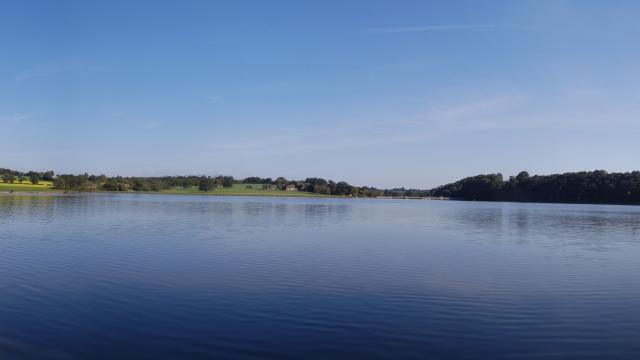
[50,174,241,192]
[6,167,640,204]
[10,171,385,197]
[0,168,54,185]
[430,170,640,204]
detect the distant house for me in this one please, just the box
[262,184,277,191]
[283,184,297,191]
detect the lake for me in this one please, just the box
[1,194,639,359]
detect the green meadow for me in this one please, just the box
[0,180,55,193]
[0,181,332,197]
[162,183,331,197]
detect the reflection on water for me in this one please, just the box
[1,195,640,359]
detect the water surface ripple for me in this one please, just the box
[1,195,639,359]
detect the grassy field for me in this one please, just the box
[0,181,333,197]
[162,183,332,197]
[0,180,54,192]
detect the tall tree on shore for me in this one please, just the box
[222,176,234,188]
[274,177,287,187]
[198,176,214,192]
[2,174,16,184]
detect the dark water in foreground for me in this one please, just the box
[1,194,639,360]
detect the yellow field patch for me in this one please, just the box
[0,180,54,192]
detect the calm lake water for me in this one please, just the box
[1,194,639,359]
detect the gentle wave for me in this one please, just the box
[1,195,640,359]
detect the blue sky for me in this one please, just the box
[2,0,640,188]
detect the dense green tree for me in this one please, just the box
[243,177,263,184]
[2,174,16,183]
[198,176,214,192]
[431,170,640,204]
[333,181,354,196]
[103,180,119,191]
[274,177,287,186]
[516,171,529,182]
[222,176,234,188]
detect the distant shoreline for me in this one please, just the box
[5,169,640,205]
[3,190,639,206]
[0,190,338,199]
[0,190,449,200]
[0,191,68,197]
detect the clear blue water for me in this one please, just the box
[1,194,639,359]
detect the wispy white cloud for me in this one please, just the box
[202,88,640,160]
[132,121,162,129]
[369,24,541,33]
[15,57,98,81]
[420,95,530,129]
[0,114,29,124]
[202,94,531,157]
[205,95,224,102]
[16,61,69,81]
